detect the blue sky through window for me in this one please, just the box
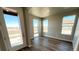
[33,19,39,27]
[63,15,76,21]
[4,14,19,27]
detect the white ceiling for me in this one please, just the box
[28,7,78,18]
[28,7,50,17]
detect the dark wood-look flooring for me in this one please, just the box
[19,37,73,51]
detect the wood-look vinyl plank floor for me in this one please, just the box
[19,37,73,51]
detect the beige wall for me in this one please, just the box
[0,29,6,50]
[73,16,79,51]
[28,14,34,39]
[0,8,7,50]
[43,9,79,42]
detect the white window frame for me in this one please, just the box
[61,15,76,35]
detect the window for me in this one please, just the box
[3,13,23,47]
[61,15,76,35]
[33,19,39,37]
[43,19,48,33]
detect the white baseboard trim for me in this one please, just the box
[44,35,72,42]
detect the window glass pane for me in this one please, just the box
[43,19,48,33]
[61,15,76,35]
[33,19,39,37]
[4,14,23,47]
[63,15,75,24]
[33,19,39,34]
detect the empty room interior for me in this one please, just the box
[0,7,79,51]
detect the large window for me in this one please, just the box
[43,19,48,33]
[61,15,76,35]
[3,13,23,47]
